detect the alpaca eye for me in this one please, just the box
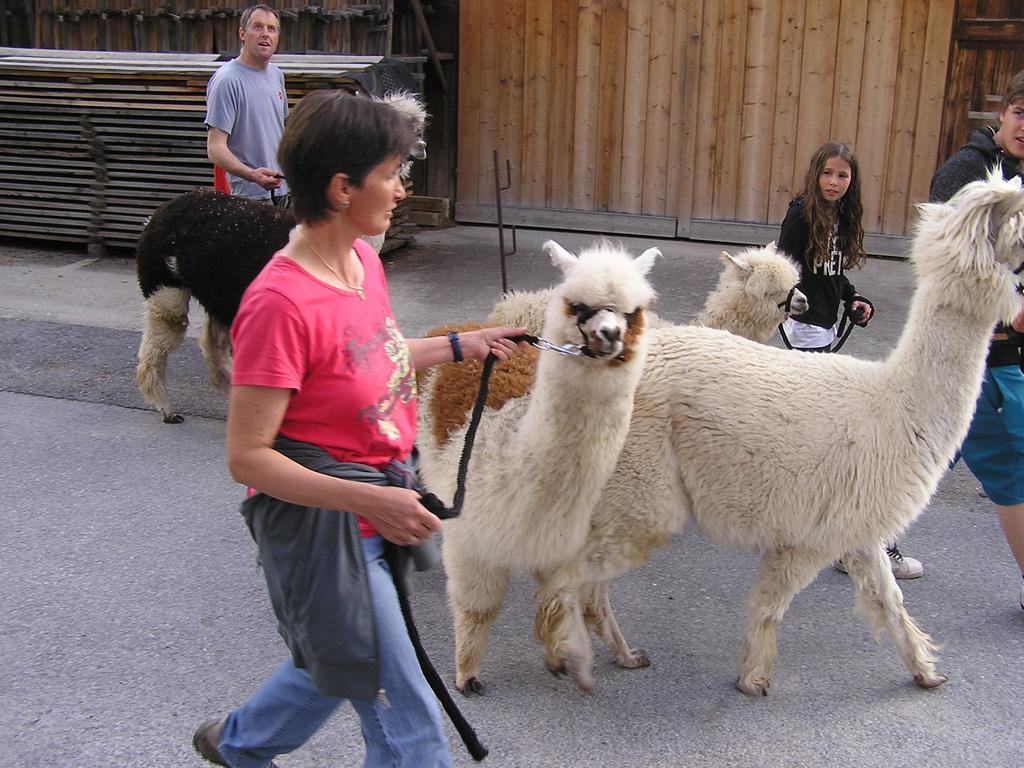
[625,310,638,323]
[568,302,587,316]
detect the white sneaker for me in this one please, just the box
[885,545,924,579]
[834,546,924,579]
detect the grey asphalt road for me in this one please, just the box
[1,225,1022,768]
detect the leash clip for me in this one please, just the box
[528,336,589,357]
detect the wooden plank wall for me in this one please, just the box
[456,0,957,239]
[28,1,394,55]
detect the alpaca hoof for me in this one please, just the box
[736,676,770,696]
[615,648,651,669]
[913,672,947,689]
[162,412,184,424]
[456,676,485,696]
[546,661,568,678]
[570,669,594,694]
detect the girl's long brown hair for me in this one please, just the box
[800,141,865,269]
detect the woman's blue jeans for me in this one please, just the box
[216,535,451,768]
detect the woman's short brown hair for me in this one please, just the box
[278,90,415,224]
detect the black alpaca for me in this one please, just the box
[135,190,294,423]
[135,88,428,423]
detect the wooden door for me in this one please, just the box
[939,1,1024,165]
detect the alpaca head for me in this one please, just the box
[914,168,1024,325]
[372,91,428,178]
[719,242,808,320]
[541,240,659,360]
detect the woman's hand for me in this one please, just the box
[458,326,529,362]
[356,485,443,546]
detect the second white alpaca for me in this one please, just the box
[534,172,1024,695]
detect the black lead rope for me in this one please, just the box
[375,333,539,763]
[388,331,578,762]
[451,333,537,515]
[828,310,860,353]
[386,545,490,761]
[777,323,795,350]
[777,305,863,354]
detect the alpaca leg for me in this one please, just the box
[843,544,945,689]
[136,286,190,423]
[199,316,232,393]
[534,585,593,691]
[581,581,650,670]
[737,547,826,696]
[447,560,510,696]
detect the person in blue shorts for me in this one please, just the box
[930,70,1024,610]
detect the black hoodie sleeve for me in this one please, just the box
[929,129,1001,203]
[929,151,987,203]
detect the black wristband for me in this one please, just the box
[447,331,463,363]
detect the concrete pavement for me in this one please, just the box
[1,226,1022,768]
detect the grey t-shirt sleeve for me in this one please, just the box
[205,69,239,135]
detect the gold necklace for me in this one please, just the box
[300,230,365,300]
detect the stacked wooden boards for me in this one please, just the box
[0,47,424,252]
[28,1,395,56]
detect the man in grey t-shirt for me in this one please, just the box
[205,4,289,203]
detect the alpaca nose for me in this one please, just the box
[599,326,621,344]
[790,289,809,315]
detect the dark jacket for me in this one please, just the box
[930,127,1023,367]
[239,437,419,700]
[777,197,860,329]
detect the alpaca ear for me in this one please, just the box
[544,240,578,274]
[720,250,750,273]
[765,240,778,253]
[634,247,661,275]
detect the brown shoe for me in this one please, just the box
[192,718,229,766]
[192,716,281,768]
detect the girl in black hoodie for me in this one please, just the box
[778,141,874,352]
[778,141,923,579]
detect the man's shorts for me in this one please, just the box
[961,364,1024,505]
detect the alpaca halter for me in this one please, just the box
[568,302,639,361]
[778,286,801,314]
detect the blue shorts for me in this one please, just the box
[960,365,1024,505]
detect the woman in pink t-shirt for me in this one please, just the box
[193,91,522,768]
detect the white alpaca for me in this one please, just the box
[533,172,1024,695]
[693,243,807,341]
[418,239,659,695]
[486,242,807,341]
